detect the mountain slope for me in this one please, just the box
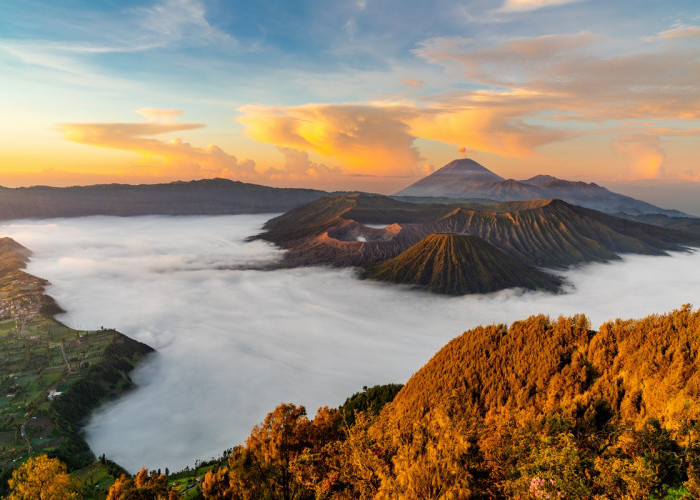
[363,233,561,294]
[426,199,695,267]
[396,159,504,197]
[256,194,697,269]
[0,179,327,219]
[382,306,700,433]
[396,159,690,217]
[0,237,31,272]
[621,213,700,236]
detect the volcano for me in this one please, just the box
[363,232,561,295]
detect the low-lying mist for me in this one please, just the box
[3,215,700,473]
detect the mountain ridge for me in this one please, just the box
[396,158,691,217]
[255,193,697,273]
[0,178,328,219]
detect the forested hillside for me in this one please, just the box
[192,306,700,499]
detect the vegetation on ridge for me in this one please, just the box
[197,306,700,499]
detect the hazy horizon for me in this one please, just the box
[3,166,700,218]
[3,215,700,472]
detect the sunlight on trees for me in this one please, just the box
[199,307,700,498]
[7,454,80,500]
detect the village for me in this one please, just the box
[0,244,116,473]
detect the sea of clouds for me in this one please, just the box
[2,214,700,472]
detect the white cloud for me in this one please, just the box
[3,215,700,473]
[134,0,235,47]
[0,0,235,89]
[645,24,700,42]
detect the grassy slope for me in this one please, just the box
[0,237,153,495]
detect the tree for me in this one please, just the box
[7,454,80,500]
[244,403,312,500]
[202,466,232,499]
[380,409,475,499]
[107,467,177,499]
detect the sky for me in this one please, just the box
[3,214,700,471]
[1,0,700,205]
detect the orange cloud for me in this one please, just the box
[237,103,422,176]
[58,113,354,184]
[266,147,341,181]
[408,99,571,157]
[237,98,572,175]
[611,134,666,180]
[59,119,259,180]
[414,31,700,121]
[645,24,700,42]
[60,122,204,147]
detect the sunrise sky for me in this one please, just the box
[2,0,699,210]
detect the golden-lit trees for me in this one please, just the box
[202,403,327,500]
[206,307,700,498]
[244,403,311,500]
[7,455,80,500]
[379,409,475,499]
[291,409,396,499]
[287,406,346,498]
[325,411,394,499]
[591,420,683,498]
[202,404,353,500]
[107,467,177,499]
[512,431,593,499]
[201,466,232,499]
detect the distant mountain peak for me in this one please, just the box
[395,159,688,218]
[396,159,504,197]
[437,158,497,174]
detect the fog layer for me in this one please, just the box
[2,215,700,472]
